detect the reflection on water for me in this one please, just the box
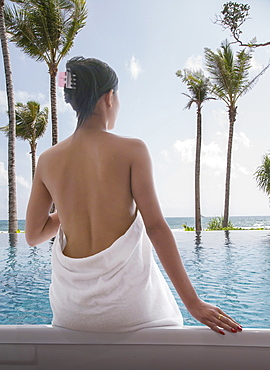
[224,230,232,247]
[173,230,270,328]
[8,233,18,248]
[194,232,201,248]
[0,233,53,325]
[0,231,270,328]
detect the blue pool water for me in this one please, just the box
[0,230,270,328]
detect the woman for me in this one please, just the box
[26,57,242,334]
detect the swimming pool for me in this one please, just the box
[0,230,270,328]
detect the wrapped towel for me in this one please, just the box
[49,212,183,332]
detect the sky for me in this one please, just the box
[0,0,270,219]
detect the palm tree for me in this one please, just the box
[205,40,269,227]
[176,69,213,233]
[254,154,270,201]
[4,0,87,146]
[0,0,17,233]
[0,101,49,181]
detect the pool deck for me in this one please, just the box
[0,325,270,369]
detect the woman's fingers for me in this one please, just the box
[213,310,242,334]
[216,310,238,324]
[189,301,242,335]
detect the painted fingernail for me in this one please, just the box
[237,326,242,331]
[219,330,225,335]
[231,328,237,333]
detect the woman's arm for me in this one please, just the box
[25,155,60,246]
[130,140,242,334]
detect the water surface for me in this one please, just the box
[0,230,270,328]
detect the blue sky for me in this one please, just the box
[0,0,270,219]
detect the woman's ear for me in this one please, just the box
[105,89,114,107]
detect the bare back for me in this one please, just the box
[39,129,137,258]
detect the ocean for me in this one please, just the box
[165,215,270,230]
[2,215,270,232]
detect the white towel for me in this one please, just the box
[49,212,183,332]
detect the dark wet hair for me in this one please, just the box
[64,57,118,128]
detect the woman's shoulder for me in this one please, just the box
[37,138,71,165]
[110,133,148,150]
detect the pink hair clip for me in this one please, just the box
[58,69,76,89]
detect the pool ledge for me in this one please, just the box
[0,325,270,369]
[0,325,270,346]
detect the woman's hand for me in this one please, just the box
[188,299,242,335]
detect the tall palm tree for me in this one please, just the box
[205,40,269,227]
[176,69,213,233]
[254,154,270,201]
[0,101,49,181]
[0,0,17,233]
[4,0,87,146]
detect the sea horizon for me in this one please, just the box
[1,214,270,232]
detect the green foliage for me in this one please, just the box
[206,217,235,230]
[215,2,270,48]
[205,40,262,107]
[4,0,88,146]
[0,100,49,179]
[15,101,48,143]
[4,0,88,66]
[175,69,214,110]
[0,101,48,143]
[182,224,195,231]
[218,2,250,39]
[254,154,270,198]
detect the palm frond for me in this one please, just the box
[57,0,88,61]
[0,125,9,135]
[205,39,263,106]
[236,59,270,99]
[181,93,195,110]
[4,4,50,62]
[4,0,88,66]
[254,154,270,196]
[205,45,232,100]
[14,101,48,142]
[176,68,213,110]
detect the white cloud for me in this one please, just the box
[211,109,228,128]
[250,55,262,71]
[160,150,171,162]
[174,138,226,171]
[173,132,250,175]
[19,54,27,62]
[0,91,7,113]
[16,174,31,190]
[201,141,226,171]
[234,132,251,149]
[15,90,46,103]
[234,163,249,176]
[0,162,8,186]
[128,56,142,80]
[185,55,203,70]
[174,138,195,162]
[0,90,48,114]
[0,162,31,189]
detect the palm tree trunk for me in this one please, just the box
[0,1,18,233]
[195,106,202,233]
[223,106,237,228]
[50,64,58,146]
[30,142,37,181]
[49,65,57,213]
